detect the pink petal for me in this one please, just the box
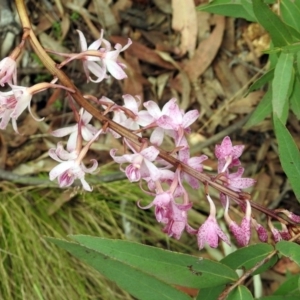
[81,159,98,173]
[182,110,199,128]
[105,60,127,80]
[142,159,160,181]
[49,161,75,181]
[143,101,161,118]
[51,125,76,137]
[88,29,104,50]
[140,146,159,161]
[77,30,87,51]
[87,61,107,82]
[150,127,165,145]
[123,94,139,113]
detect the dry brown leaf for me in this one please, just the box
[229,91,264,114]
[112,0,133,22]
[172,0,197,56]
[184,15,225,81]
[123,53,147,99]
[110,36,176,70]
[89,0,120,34]
[60,14,70,40]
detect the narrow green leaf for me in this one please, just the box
[244,89,272,128]
[197,0,255,21]
[227,285,254,300]
[221,244,277,275]
[240,0,256,20]
[253,0,293,47]
[47,237,191,300]
[69,235,238,289]
[272,52,294,123]
[281,0,300,32]
[273,114,300,201]
[297,52,300,75]
[196,285,225,300]
[248,69,274,94]
[290,76,300,119]
[273,274,300,296]
[276,241,300,266]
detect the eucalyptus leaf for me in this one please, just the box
[253,0,293,47]
[289,76,300,119]
[68,235,238,289]
[47,237,191,300]
[244,89,272,128]
[276,241,300,266]
[281,0,300,32]
[197,0,255,21]
[272,52,294,123]
[273,114,300,201]
[247,69,274,94]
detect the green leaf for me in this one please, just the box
[227,285,254,300]
[197,0,255,21]
[258,296,300,300]
[244,89,272,128]
[272,52,294,123]
[273,274,300,296]
[266,43,300,55]
[290,76,300,119]
[248,69,274,94]
[69,235,238,288]
[297,52,300,75]
[47,237,191,300]
[220,244,276,275]
[196,285,225,300]
[276,241,300,266]
[253,0,293,47]
[273,114,300,201]
[281,0,300,32]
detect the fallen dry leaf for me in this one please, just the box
[184,15,225,81]
[172,0,197,56]
[110,36,176,70]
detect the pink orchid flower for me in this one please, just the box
[0,57,17,86]
[49,129,102,191]
[143,98,199,145]
[51,108,97,151]
[215,136,244,173]
[225,167,256,192]
[110,145,160,182]
[76,30,132,82]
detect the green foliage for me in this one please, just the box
[227,285,254,300]
[276,241,300,267]
[221,244,277,275]
[273,274,300,297]
[273,114,300,200]
[48,237,192,300]
[70,11,80,21]
[52,21,62,39]
[47,235,239,298]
